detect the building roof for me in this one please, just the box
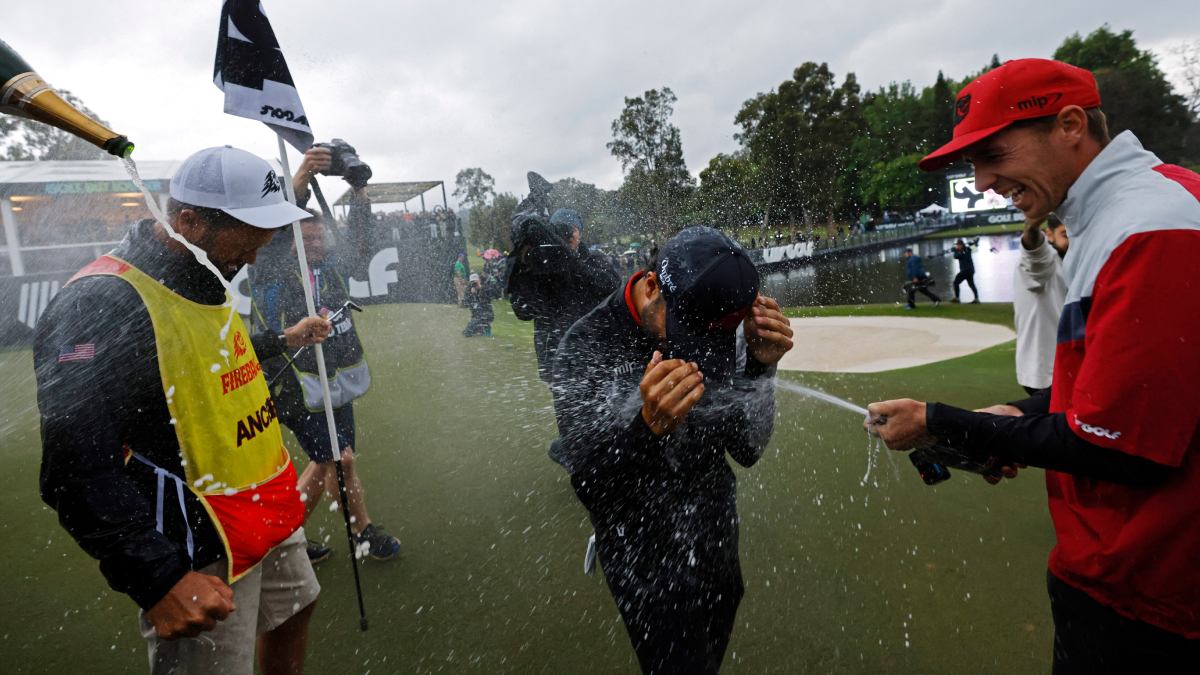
[0,159,181,198]
[333,181,443,206]
[0,159,180,184]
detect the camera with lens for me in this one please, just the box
[511,215,574,276]
[314,138,372,188]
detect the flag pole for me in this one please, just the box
[276,135,369,631]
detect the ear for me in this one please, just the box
[174,207,207,241]
[1055,105,1088,145]
[643,271,659,298]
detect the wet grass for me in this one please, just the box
[0,301,1055,673]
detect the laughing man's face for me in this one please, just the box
[962,123,1076,225]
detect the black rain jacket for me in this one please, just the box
[507,219,619,380]
[34,221,286,610]
[548,283,777,605]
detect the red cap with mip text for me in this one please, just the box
[918,58,1101,172]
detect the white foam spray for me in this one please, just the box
[122,157,239,340]
[775,379,899,484]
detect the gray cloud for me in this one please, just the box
[5,1,1197,206]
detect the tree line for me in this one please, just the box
[460,26,1200,249]
[2,26,1194,250]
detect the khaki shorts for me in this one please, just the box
[139,528,320,675]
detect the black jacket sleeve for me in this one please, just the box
[549,333,671,478]
[506,265,541,321]
[251,331,285,361]
[35,280,191,610]
[1007,388,1051,415]
[926,403,1173,487]
[549,326,778,477]
[684,338,778,468]
[574,249,621,304]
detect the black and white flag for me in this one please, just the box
[213,0,313,152]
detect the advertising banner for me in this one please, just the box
[0,227,463,347]
[948,176,1010,213]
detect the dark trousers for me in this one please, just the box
[905,282,940,308]
[613,578,743,675]
[953,271,978,300]
[1048,571,1199,674]
[462,317,492,337]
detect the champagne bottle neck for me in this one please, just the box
[0,71,133,158]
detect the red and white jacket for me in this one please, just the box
[1048,131,1200,636]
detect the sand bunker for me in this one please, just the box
[777,315,1015,373]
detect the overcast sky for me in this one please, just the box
[6,1,1199,206]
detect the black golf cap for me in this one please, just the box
[654,226,759,381]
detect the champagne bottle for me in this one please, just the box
[0,38,133,158]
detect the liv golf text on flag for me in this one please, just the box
[213,0,314,152]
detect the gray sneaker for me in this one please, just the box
[356,524,401,560]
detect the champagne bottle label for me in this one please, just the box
[1,72,51,115]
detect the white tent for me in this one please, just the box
[918,202,949,215]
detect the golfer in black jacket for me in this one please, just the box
[549,226,794,674]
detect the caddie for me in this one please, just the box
[35,145,331,674]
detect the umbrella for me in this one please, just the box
[482,248,502,260]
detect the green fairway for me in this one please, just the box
[924,222,1023,240]
[0,302,1057,673]
[785,300,1016,329]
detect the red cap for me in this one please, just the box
[918,58,1101,172]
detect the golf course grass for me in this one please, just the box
[0,301,1057,673]
[924,222,1023,240]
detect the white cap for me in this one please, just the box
[469,273,480,283]
[169,146,310,229]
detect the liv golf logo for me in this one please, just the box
[17,279,61,330]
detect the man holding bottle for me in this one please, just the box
[867,59,1200,671]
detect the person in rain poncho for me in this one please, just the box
[261,210,401,564]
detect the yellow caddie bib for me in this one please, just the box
[70,255,304,580]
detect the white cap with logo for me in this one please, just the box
[169,145,310,229]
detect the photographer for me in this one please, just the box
[506,173,620,382]
[901,248,940,309]
[254,142,374,329]
[262,210,402,563]
[462,273,494,337]
[294,141,375,272]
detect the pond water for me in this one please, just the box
[760,233,1024,307]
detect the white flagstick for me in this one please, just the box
[276,135,369,631]
[275,136,341,463]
